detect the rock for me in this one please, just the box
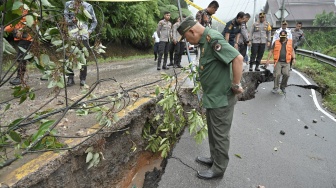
[280,130,285,135]
[304,125,309,129]
[313,119,317,123]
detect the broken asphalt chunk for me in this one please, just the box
[313,119,318,123]
[304,125,309,129]
[280,130,285,135]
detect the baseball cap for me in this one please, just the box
[259,12,265,18]
[282,20,288,25]
[177,16,197,41]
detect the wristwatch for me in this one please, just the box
[231,83,242,90]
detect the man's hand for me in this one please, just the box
[234,43,238,50]
[232,86,244,95]
[267,42,270,47]
[292,59,296,65]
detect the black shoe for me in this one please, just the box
[197,170,224,180]
[196,156,213,166]
[157,67,161,70]
[281,88,286,94]
[80,80,85,86]
[255,68,260,71]
[176,64,183,68]
[67,78,75,87]
[249,68,253,71]
[167,63,174,66]
[162,66,169,70]
[9,77,21,86]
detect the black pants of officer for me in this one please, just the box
[16,40,32,78]
[250,43,266,70]
[154,42,159,61]
[158,41,170,68]
[173,42,185,66]
[169,42,175,65]
[238,43,248,57]
[67,40,90,81]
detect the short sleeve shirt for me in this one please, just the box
[222,18,241,42]
[199,28,240,108]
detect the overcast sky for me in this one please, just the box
[189,0,267,22]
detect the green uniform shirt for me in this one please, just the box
[199,27,240,109]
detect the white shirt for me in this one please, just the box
[152,31,160,43]
[272,28,292,45]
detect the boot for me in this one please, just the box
[67,76,75,87]
[255,62,260,71]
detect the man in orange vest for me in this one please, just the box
[4,8,33,85]
[266,30,296,94]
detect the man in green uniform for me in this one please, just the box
[177,16,244,180]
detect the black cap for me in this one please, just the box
[177,16,197,41]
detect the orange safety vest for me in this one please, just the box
[4,9,33,41]
[273,39,293,65]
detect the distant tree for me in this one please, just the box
[313,10,336,26]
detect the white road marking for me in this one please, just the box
[293,69,336,122]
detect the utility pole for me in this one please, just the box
[280,0,285,23]
[253,0,257,23]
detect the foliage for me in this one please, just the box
[313,11,336,27]
[295,29,336,114]
[142,67,207,158]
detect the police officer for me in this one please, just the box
[156,11,172,70]
[290,22,305,69]
[171,17,184,68]
[177,16,244,180]
[195,1,219,28]
[222,11,245,49]
[249,12,272,71]
[238,13,251,58]
[272,20,292,45]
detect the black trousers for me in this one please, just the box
[238,43,248,57]
[173,42,185,65]
[154,42,159,60]
[67,40,90,81]
[169,41,175,64]
[250,43,266,69]
[157,41,170,68]
[16,40,32,78]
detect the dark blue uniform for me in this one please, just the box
[222,18,241,46]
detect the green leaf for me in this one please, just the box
[29,92,35,100]
[83,9,92,19]
[85,146,94,153]
[8,118,24,128]
[5,104,11,111]
[234,154,242,159]
[19,95,27,104]
[51,40,63,47]
[160,138,167,145]
[86,152,93,163]
[40,120,55,131]
[12,1,23,10]
[6,131,22,143]
[41,0,55,7]
[26,15,34,27]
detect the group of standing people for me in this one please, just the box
[153,12,184,70]
[6,0,97,87]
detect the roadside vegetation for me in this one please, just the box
[294,28,336,114]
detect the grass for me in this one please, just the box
[293,56,336,114]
